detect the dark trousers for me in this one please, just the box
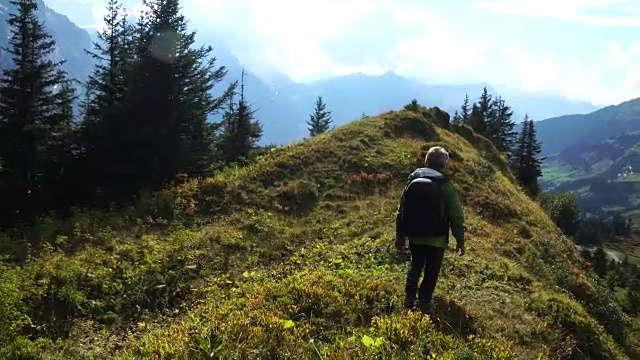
[404,243,446,309]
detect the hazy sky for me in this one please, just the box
[47,0,640,106]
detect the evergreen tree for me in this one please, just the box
[460,93,471,124]
[113,0,235,199]
[513,117,545,197]
[511,115,529,175]
[592,247,609,277]
[217,69,263,165]
[472,86,494,136]
[79,0,134,203]
[452,110,461,125]
[523,118,545,197]
[489,96,517,153]
[468,102,483,133]
[0,0,77,227]
[307,95,332,137]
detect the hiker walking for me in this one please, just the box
[395,146,466,312]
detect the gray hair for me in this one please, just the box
[425,146,449,168]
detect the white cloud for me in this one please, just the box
[81,4,107,31]
[178,0,493,85]
[474,0,640,26]
[495,42,640,105]
[47,0,640,105]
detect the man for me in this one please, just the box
[395,146,465,312]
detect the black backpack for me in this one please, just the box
[399,176,449,238]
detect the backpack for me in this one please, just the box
[399,176,449,238]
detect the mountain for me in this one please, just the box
[215,65,601,145]
[537,99,640,224]
[1,105,639,359]
[542,130,640,217]
[536,97,640,157]
[0,0,94,87]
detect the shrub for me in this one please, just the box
[539,191,581,236]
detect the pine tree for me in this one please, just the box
[114,0,235,199]
[511,115,529,175]
[523,118,545,197]
[216,69,263,165]
[452,110,461,125]
[0,0,77,227]
[592,247,609,277]
[83,0,132,113]
[488,96,517,153]
[512,116,545,197]
[460,93,471,124]
[472,87,494,136]
[79,0,134,202]
[307,95,332,137]
[468,102,483,133]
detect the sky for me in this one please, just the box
[45,0,640,106]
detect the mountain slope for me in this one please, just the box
[539,99,640,220]
[537,97,640,156]
[542,130,640,219]
[1,105,638,359]
[0,0,94,85]
[225,70,600,145]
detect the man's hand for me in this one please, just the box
[456,243,465,256]
[395,235,407,251]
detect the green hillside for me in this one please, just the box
[1,106,639,359]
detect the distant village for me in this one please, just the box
[617,165,635,179]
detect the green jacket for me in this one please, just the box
[395,167,465,248]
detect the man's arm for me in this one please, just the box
[443,182,465,246]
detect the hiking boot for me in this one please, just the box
[403,298,416,311]
[416,300,432,315]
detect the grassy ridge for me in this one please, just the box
[1,106,639,359]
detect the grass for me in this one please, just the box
[607,234,640,265]
[623,209,640,227]
[617,173,640,183]
[541,163,585,187]
[1,105,640,359]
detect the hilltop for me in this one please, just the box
[1,105,639,359]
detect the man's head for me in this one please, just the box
[425,146,449,169]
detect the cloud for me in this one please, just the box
[46,0,640,105]
[474,0,640,26]
[496,42,640,105]
[177,0,494,85]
